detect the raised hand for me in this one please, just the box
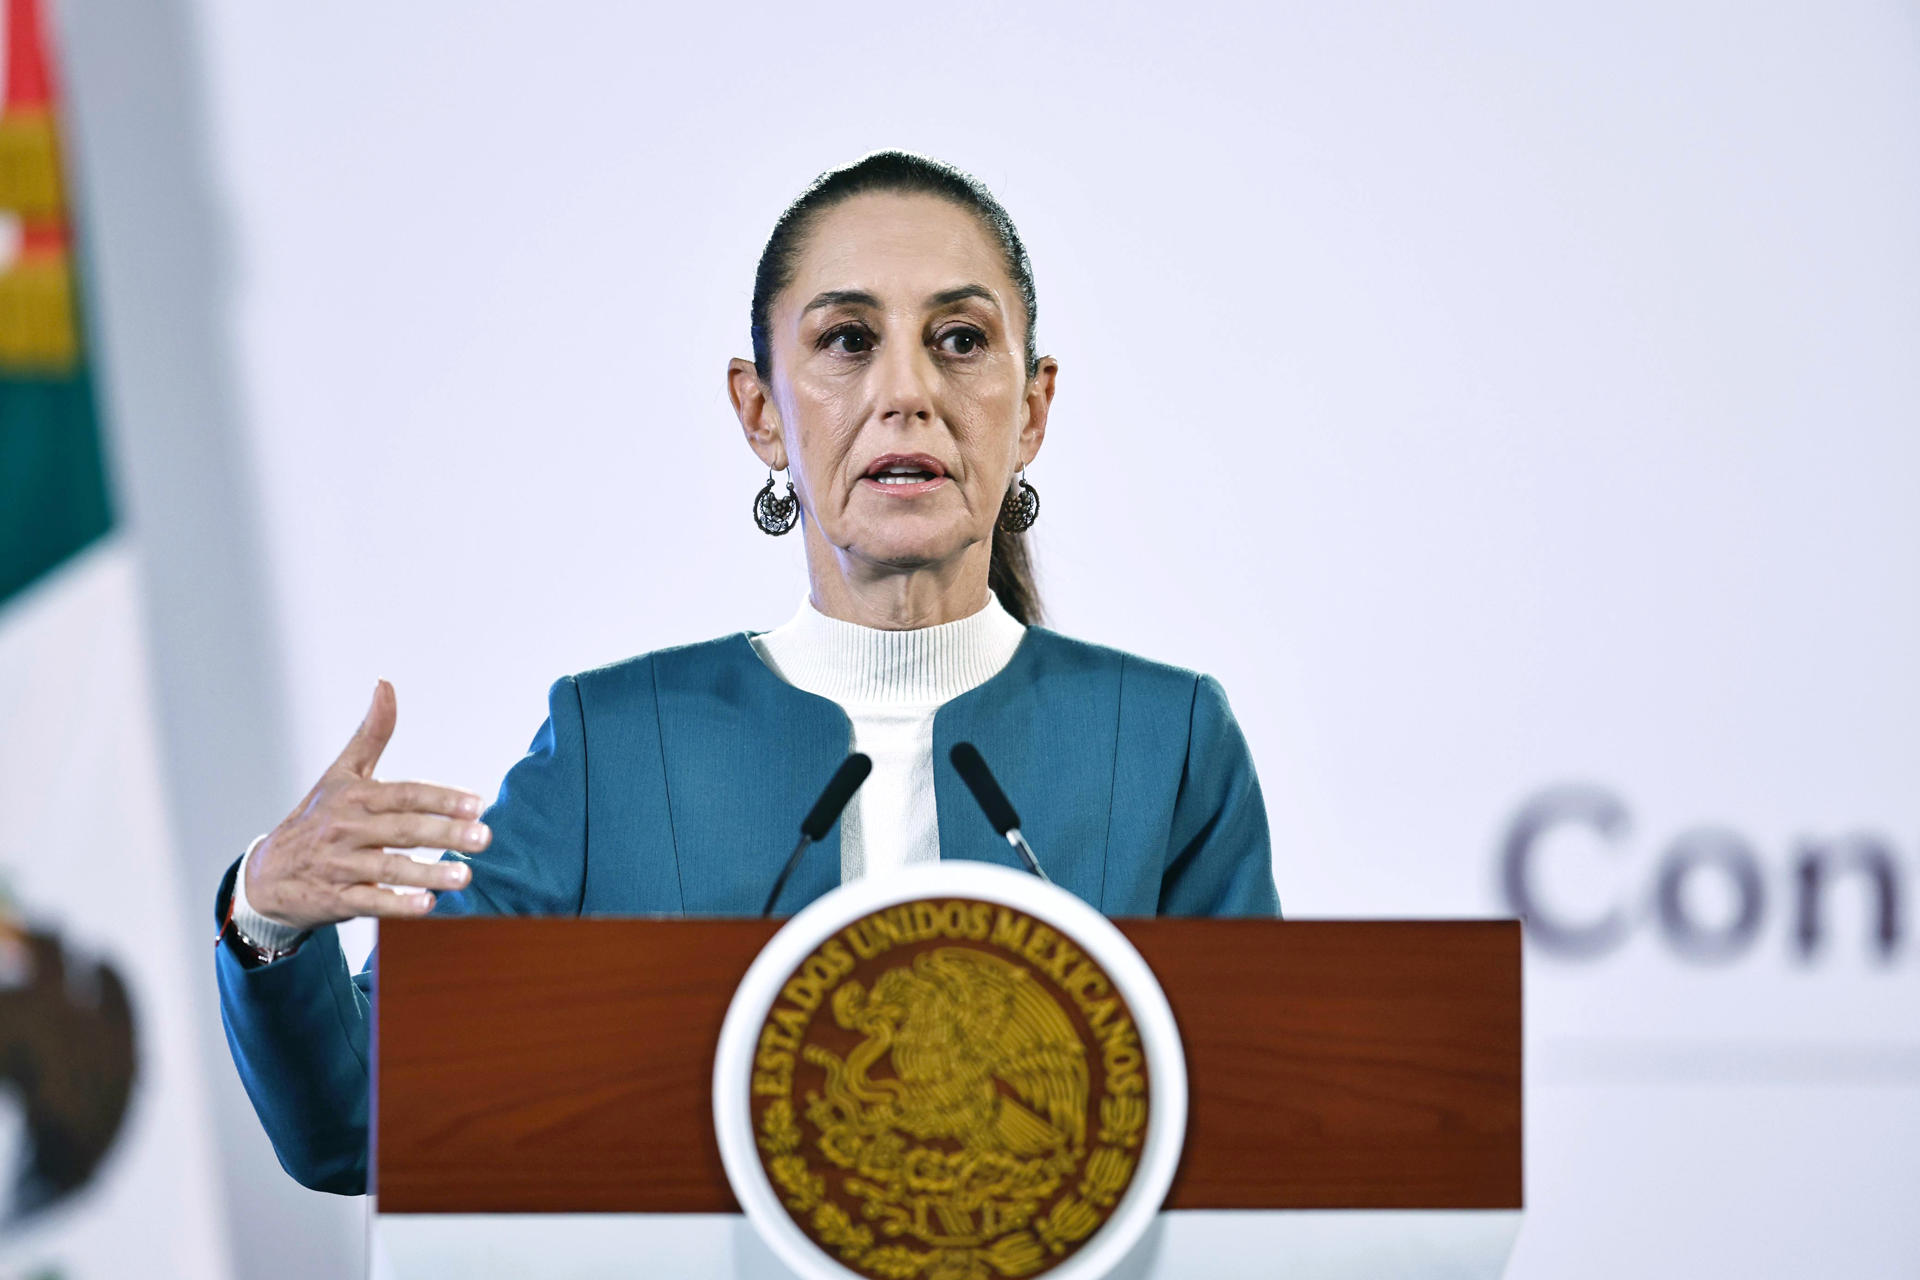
[244,680,488,931]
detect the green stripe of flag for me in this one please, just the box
[0,365,113,606]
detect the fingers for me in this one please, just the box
[350,812,491,854]
[361,779,483,820]
[337,883,439,919]
[336,679,398,778]
[342,851,472,892]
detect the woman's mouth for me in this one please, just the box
[860,455,949,496]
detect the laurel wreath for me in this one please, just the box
[756,1090,1146,1279]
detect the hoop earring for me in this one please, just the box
[997,469,1040,533]
[753,469,799,536]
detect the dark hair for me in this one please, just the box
[749,151,1044,625]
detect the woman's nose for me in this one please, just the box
[871,338,935,425]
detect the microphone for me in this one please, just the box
[948,743,1052,884]
[762,753,871,916]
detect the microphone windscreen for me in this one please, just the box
[949,742,1021,835]
[800,753,872,841]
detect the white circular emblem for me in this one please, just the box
[714,862,1187,1280]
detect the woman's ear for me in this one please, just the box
[728,357,787,471]
[1018,357,1059,467]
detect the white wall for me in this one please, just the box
[107,1,1920,1275]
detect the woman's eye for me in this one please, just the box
[824,326,873,354]
[937,327,985,356]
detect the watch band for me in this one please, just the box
[215,837,308,967]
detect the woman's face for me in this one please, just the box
[731,193,1055,577]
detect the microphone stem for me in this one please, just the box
[762,831,814,917]
[1004,828,1052,884]
[768,820,1047,915]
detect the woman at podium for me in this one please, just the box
[213,152,1280,1193]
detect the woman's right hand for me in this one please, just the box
[243,680,490,931]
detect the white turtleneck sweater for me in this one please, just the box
[231,594,1026,947]
[749,593,1027,882]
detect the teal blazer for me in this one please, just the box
[214,626,1279,1194]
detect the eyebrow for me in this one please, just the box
[927,284,1001,312]
[800,289,881,316]
[798,284,1003,316]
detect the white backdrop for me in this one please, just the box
[110,1,1920,1276]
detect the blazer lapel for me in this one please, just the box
[653,635,852,916]
[933,629,1120,911]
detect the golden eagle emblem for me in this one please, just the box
[752,900,1149,1280]
[826,948,1088,1160]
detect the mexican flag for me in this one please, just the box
[0,1,229,1275]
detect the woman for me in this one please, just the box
[214,152,1279,1195]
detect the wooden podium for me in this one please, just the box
[371,919,1522,1278]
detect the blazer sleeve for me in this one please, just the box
[214,675,590,1194]
[1157,674,1282,918]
